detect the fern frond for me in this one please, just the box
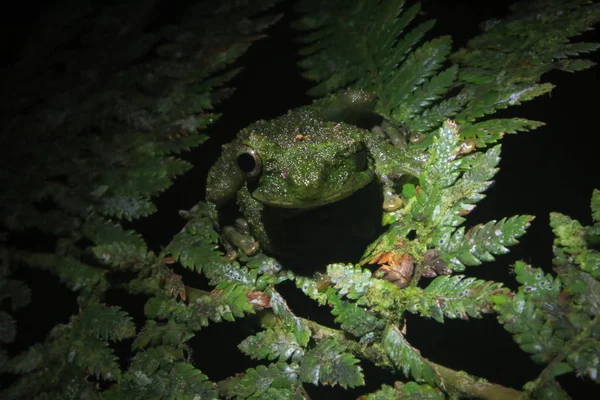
[5,302,134,397]
[362,381,445,399]
[167,203,225,273]
[0,311,16,344]
[452,0,600,125]
[296,0,454,125]
[299,338,365,388]
[108,347,217,400]
[238,327,305,363]
[217,362,300,399]
[495,258,600,386]
[72,302,136,342]
[269,289,311,346]
[551,209,600,279]
[82,215,146,248]
[327,263,375,300]
[0,278,31,311]
[415,275,507,323]
[132,320,194,350]
[383,325,438,385]
[327,288,386,337]
[437,216,534,271]
[16,252,108,297]
[458,118,545,147]
[145,284,256,330]
[295,275,330,305]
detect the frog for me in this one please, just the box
[206,89,426,260]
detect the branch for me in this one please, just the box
[276,316,523,400]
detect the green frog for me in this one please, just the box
[206,89,426,260]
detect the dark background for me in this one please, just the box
[2,0,599,398]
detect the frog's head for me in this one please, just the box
[236,113,374,209]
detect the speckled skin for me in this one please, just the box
[206,90,425,256]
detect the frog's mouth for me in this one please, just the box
[251,170,374,209]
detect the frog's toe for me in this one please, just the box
[240,239,260,256]
[223,226,260,256]
[383,190,403,212]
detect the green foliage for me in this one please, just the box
[106,347,217,400]
[362,381,445,400]
[239,327,305,363]
[494,192,600,394]
[452,0,600,125]
[3,303,135,399]
[2,0,600,399]
[218,362,300,399]
[383,326,439,385]
[221,338,364,397]
[1,0,281,398]
[437,215,534,271]
[269,290,311,346]
[144,284,255,330]
[364,121,531,276]
[413,275,507,323]
[299,338,365,388]
[328,288,386,337]
[296,0,599,145]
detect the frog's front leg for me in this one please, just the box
[236,185,272,252]
[221,218,259,261]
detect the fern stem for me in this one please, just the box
[296,317,523,399]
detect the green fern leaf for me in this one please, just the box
[591,189,600,223]
[383,325,438,385]
[79,337,123,381]
[82,215,146,248]
[238,327,304,363]
[112,347,217,399]
[327,263,374,300]
[92,242,151,269]
[168,203,261,288]
[416,275,506,323]
[132,320,194,350]
[168,203,230,271]
[0,278,31,311]
[493,260,600,384]
[253,388,306,400]
[295,275,329,306]
[438,215,534,271]
[0,311,16,344]
[172,362,219,400]
[218,362,299,399]
[458,118,545,146]
[299,338,364,388]
[146,284,255,330]
[457,83,555,123]
[384,37,452,117]
[393,66,458,124]
[451,0,600,123]
[269,289,311,346]
[327,289,385,337]
[73,303,136,342]
[99,194,156,220]
[17,252,107,296]
[295,0,437,110]
[362,381,445,399]
[409,96,467,134]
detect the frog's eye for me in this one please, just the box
[236,145,262,180]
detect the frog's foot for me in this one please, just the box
[381,177,403,212]
[222,225,260,259]
[383,190,403,211]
